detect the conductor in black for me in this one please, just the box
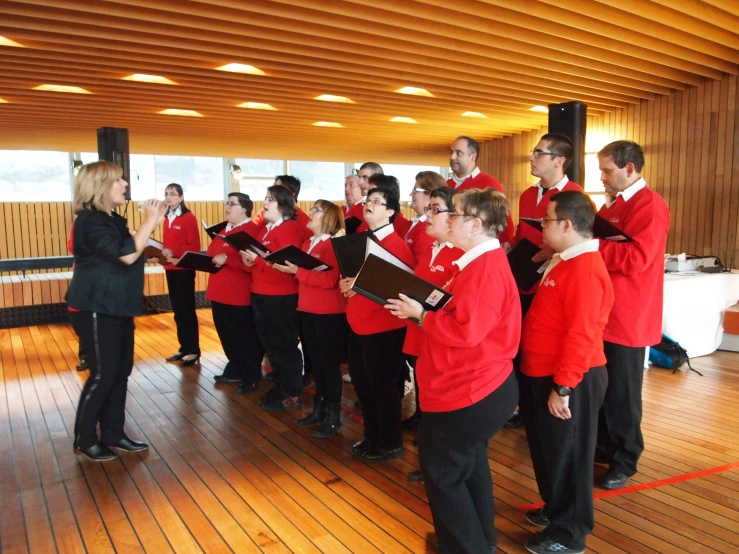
[66,160,167,462]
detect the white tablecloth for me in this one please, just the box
[662,271,739,357]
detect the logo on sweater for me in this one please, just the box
[610,218,620,223]
[429,264,445,273]
[542,277,556,288]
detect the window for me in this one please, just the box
[155,155,226,200]
[584,153,607,209]
[288,160,346,200]
[80,152,157,200]
[0,150,71,201]
[233,158,283,199]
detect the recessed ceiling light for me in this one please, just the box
[33,84,91,94]
[462,111,487,118]
[122,74,177,85]
[530,105,549,112]
[0,98,8,103]
[390,116,418,124]
[0,36,24,47]
[215,63,266,75]
[314,94,355,104]
[395,86,434,97]
[159,109,203,117]
[312,121,343,128]
[236,102,276,110]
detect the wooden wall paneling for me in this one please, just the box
[712,77,729,262]
[675,90,689,253]
[729,77,739,269]
[0,202,10,266]
[10,203,23,263]
[702,81,719,256]
[688,84,703,256]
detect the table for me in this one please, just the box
[662,271,739,357]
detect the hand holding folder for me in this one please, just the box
[218,231,272,257]
[175,251,222,273]
[264,245,331,271]
[143,238,168,264]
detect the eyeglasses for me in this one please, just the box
[309,207,324,214]
[164,192,180,197]
[541,216,566,224]
[410,187,428,194]
[530,149,563,160]
[224,201,241,207]
[363,198,387,206]
[423,206,452,215]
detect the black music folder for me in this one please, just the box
[331,231,373,277]
[352,254,453,312]
[143,238,168,264]
[202,219,227,240]
[521,216,632,242]
[345,216,362,235]
[218,231,272,257]
[507,238,547,291]
[265,245,331,271]
[175,251,222,273]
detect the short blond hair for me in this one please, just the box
[455,188,509,238]
[72,161,122,214]
[414,171,446,192]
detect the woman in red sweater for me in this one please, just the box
[339,187,416,462]
[161,183,202,366]
[273,201,347,437]
[404,171,445,262]
[386,188,520,554]
[206,193,264,393]
[241,185,304,412]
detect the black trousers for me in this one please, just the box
[348,327,407,450]
[418,372,518,554]
[165,269,200,355]
[520,367,607,549]
[598,341,646,476]
[301,312,347,403]
[252,293,303,397]
[71,311,134,449]
[211,301,264,385]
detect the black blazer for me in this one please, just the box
[66,209,145,317]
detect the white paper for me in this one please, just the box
[365,237,413,273]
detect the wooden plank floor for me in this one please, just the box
[1,310,738,553]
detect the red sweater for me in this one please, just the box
[254,207,313,243]
[598,187,670,347]
[403,243,464,356]
[521,251,614,388]
[356,212,412,237]
[345,201,364,222]
[404,218,436,263]
[250,219,302,296]
[295,237,346,314]
[417,248,521,412]
[447,171,514,244]
[205,222,258,306]
[346,232,416,335]
[162,211,201,271]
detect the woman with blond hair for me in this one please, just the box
[273,200,346,437]
[66,161,166,462]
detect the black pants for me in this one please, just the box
[418,372,518,554]
[520,367,607,549]
[301,312,347,403]
[71,311,134,450]
[598,341,646,476]
[348,327,407,450]
[252,293,303,397]
[166,269,200,356]
[211,301,264,385]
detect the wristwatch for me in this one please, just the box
[553,384,572,397]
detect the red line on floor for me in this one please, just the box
[516,460,739,511]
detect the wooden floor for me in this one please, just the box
[1,311,738,554]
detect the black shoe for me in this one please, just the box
[297,397,326,427]
[236,381,258,393]
[361,446,404,462]
[180,355,200,367]
[106,437,149,453]
[351,438,376,456]
[401,411,421,431]
[599,470,630,490]
[524,532,584,554]
[406,469,424,483]
[259,387,281,407]
[166,352,185,362]
[525,508,550,528]
[76,358,88,371]
[262,394,302,412]
[504,411,524,429]
[76,444,118,462]
[314,402,342,438]
[214,374,241,384]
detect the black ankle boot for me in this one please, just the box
[314,402,342,438]
[297,396,326,427]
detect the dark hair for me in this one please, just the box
[367,186,400,223]
[275,175,301,199]
[227,192,253,217]
[368,174,400,199]
[456,136,480,160]
[429,186,456,210]
[267,184,297,220]
[540,133,574,171]
[359,161,383,175]
[598,140,645,173]
[165,183,191,214]
[550,190,595,238]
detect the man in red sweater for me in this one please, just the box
[446,135,514,244]
[505,133,584,429]
[595,141,670,491]
[342,173,363,217]
[520,190,614,554]
[345,162,384,232]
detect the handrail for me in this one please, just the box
[0,256,74,276]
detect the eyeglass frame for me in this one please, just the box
[224,201,242,207]
[308,206,324,214]
[362,198,388,207]
[410,187,428,194]
[423,206,452,215]
[541,216,567,224]
[530,149,564,160]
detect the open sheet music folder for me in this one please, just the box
[507,238,547,291]
[143,237,168,264]
[175,251,222,273]
[521,216,632,242]
[202,220,227,240]
[217,231,271,257]
[264,245,331,271]
[331,231,373,278]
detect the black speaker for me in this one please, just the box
[547,101,587,186]
[97,127,131,200]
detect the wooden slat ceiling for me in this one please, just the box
[1,0,738,164]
